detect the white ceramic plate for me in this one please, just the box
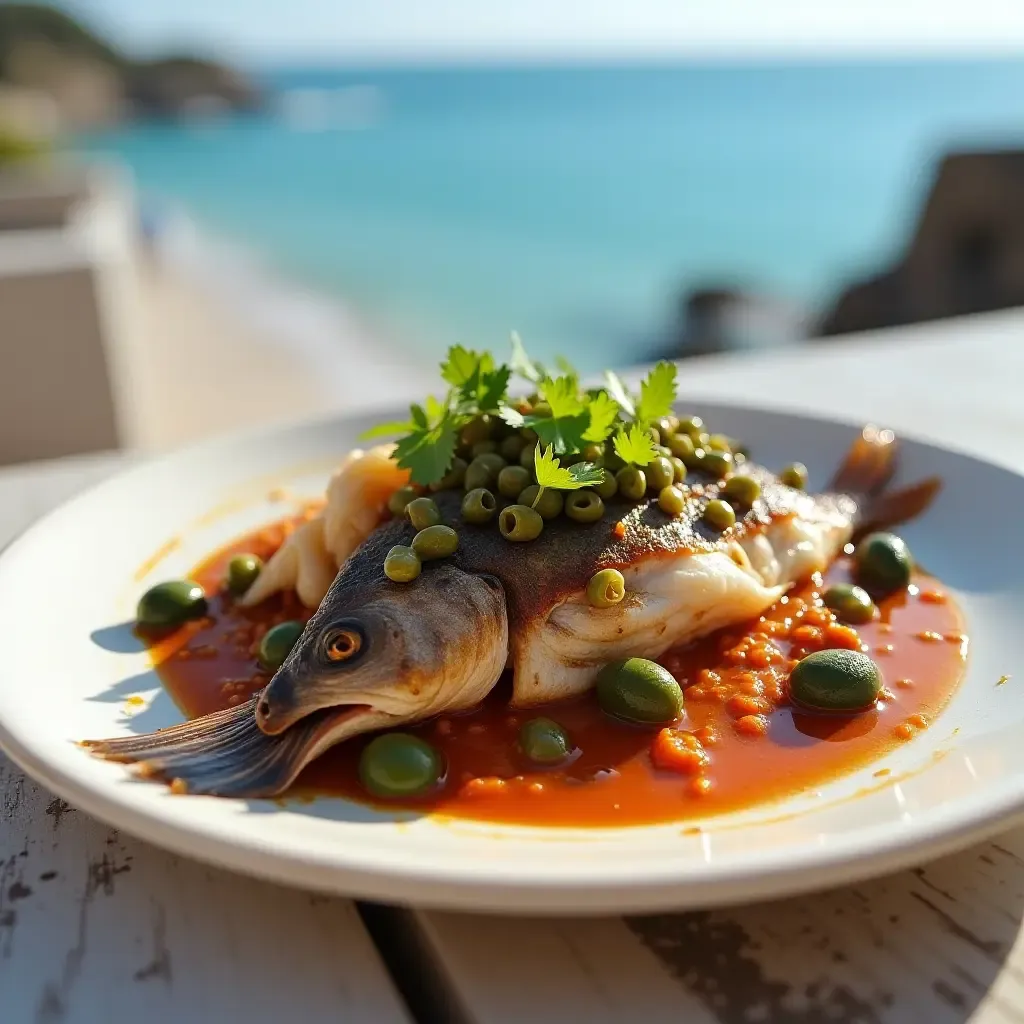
[0,403,1021,915]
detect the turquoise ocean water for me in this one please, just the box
[80,60,1024,369]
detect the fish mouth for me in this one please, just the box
[84,698,389,798]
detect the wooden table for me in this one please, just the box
[3,310,1024,1023]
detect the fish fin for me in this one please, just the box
[828,425,898,498]
[855,476,943,538]
[83,697,314,798]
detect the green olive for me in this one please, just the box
[822,583,877,624]
[500,434,526,461]
[678,415,704,439]
[429,457,467,492]
[520,426,539,444]
[477,453,507,476]
[461,487,497,525]
[682,445,706,470]
[387,485,421,516]
[596,658,683,725]
[648,425,661,446]
[465,455,500,492]
[518,484,564,520]
[411,525,459,560]
[581,443,605,465]
[499,504,545,542]
[137,580,207,628]
[668,433,695,460]
[471,440,499,458]
[226,554,263,596]
[699,450,733,479]
[656,415,680,437]
[498,464,532,499]
[604,448,626,472]
[646,456,674,492]
[384,545,421,582]
[565,490,604,523]
[587,568,626,607]
[658,485,686,517]
[532,401,552,418]
[518,718,573,765]
[707,433,732,452]
[406,496,442,531]
[258,620,305,670]
[703,499,736,531]
[854,532,913,596]
[722,474,762,507]
[460,415,494,447]
[670,456,687,484]
[789,649,882,712]
[616,466,647,501]
[519,444,538,471]
[780,462,809,490]
[359,733,444,798]
[594,469,618,501]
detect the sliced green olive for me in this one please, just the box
[411,525,459,560]
[518,484,564,520]
[594,469,618,501]
[822,583,877,624]
[497,464,532,499]
[658,485,686,517]
[137,580,207,628]
[226,554,263,596]
[359,733,444,798]
[780,462,809,490]
[461,487,498,525]
[789,649,882,712]
[616,466,647,501]
[406,496,441,531]
[429,457,467,492]
[518,718,573,765]
[258,620,304,670]
[703,498,736,531]
[699,450,733,479]
[565,489,604,523]
[722,474,761,507]
[384,545,421,582]
[587,567,626,607]
[854,532,913,595]
[387,485,420,516]
[646,456,674,492]
[499,504,545,542]
[596,658,683,725]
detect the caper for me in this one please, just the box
[703,499,736,531]
[497,464,532,499]
[429,456,467,492]
[854,532,913,596]
[258,620,305,670]
[587,568,626,607]
[406,496,441,531]
[519,484,564,520]
[500,434,526,461]
[388,485,420,516]
[359,733,444,798]
[780,462,808,490]
[137,580,207,628]
[699,450,733,479]
[465,455,501,492]
[565,490,604,523]
[822,583,877,624]
[596,658,683,725]
[461,487,497,525]
[499,504,545,542]
[707,433,732,452]
[616,466,647,501]
[518,718,573,765]
[594,469,618,501]
[460,415,494,446]
[384,545,421,582]
[670,456,686,483]
[668,432,695,460]
[789,649,882,712]
[658,485,686,517]
[226,554,263,596]
[678,415,704,439]
[411,525,459,560]
[722,474,761,507]
[581,443,605,465]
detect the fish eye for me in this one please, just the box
[323,626,363,663]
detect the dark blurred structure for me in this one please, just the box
[819,151,1024,335]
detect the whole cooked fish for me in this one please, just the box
[86,427,937,797]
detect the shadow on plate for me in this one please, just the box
[90,621,147,654]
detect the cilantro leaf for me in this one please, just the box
[636,361,677,425]
[533,444,605,491]
[510,331,543,384]
[410,403,428,429]
[358,420,415,441]
[613,423,658,466]
[529,414,588,455]
[582,390,619,444]
[478,365,511,412]
[441,345,493,388]
[539,375,585,419]
[604,370,636,419]
[442,345,509,413]
[393,415,458,486]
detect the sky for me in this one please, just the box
[63,0,1024,63]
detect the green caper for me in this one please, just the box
[226,554,263,596]
[387,485,421,515]
[429,457,467,492]
[258,620,305,670]
[359,733,444,798]
[411,525,459,560]
[703,499,736,531]
[532,401,552,418]
[471,440,499,458]
[460,415,493,446]
[519,444,538,471]
[406,496,441,531]
[707,433,732,452]
[822,583,877,624]
[658,485,686,517]
[519,484,564,520]
[616,466,647,501]
[596,658,683,725]
[518,718,573,765]
[137,580,207,628]
[646,456,674,491]
[465,455,500,492]
[461,487,497,525]
[384,545,422,582]
[722,474,762,507]
[678,415,704,439]
[594,469,618,501]
[789,649,882,712]
[668,432,695,460]
[500,434,526,461]
[780,462,808,490]
[581,443,605,465]
[854,532,913,596]
[499,504,545,542]
[565,490,604,523]
[587,568,625,607]
[670,456,686,483]
[699,450,734,479]
[497,464,532,499]
[656,415,680,437]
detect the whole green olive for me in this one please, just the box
[722,474,761,507]
[387,485,420,516]
[518,484,564,520]
[429,457,467,492]
[658,485,686,517]
[411,525,459,560]
[703,499,736,531]
[780,462,809,490]
[789,649,882,712]
[646,456,675,492]
[519,444,538,471]
[460,415,494,447]
[384,545,422,582]
[226,554,263,596]
[497,464,532,499]
[581,443,605,465]
[596,658,683,725]
[594,469,618,501]
[854,532,913,596]
[822,583,877,624]
[668,433,695,460]
[471,440,499,458]
[500,434,526,461]
[587,568,626,607]
[519,718,573,764]
[137,580,207,628]
[699,450,734,479]
[678,415,704,439]
[259,620,305,671]
[461,487,497,525]
[616,466,647,502]
[359,733,444,798]
[465,455,500,492]
[670,456,687,484]
[406,496,441,531]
